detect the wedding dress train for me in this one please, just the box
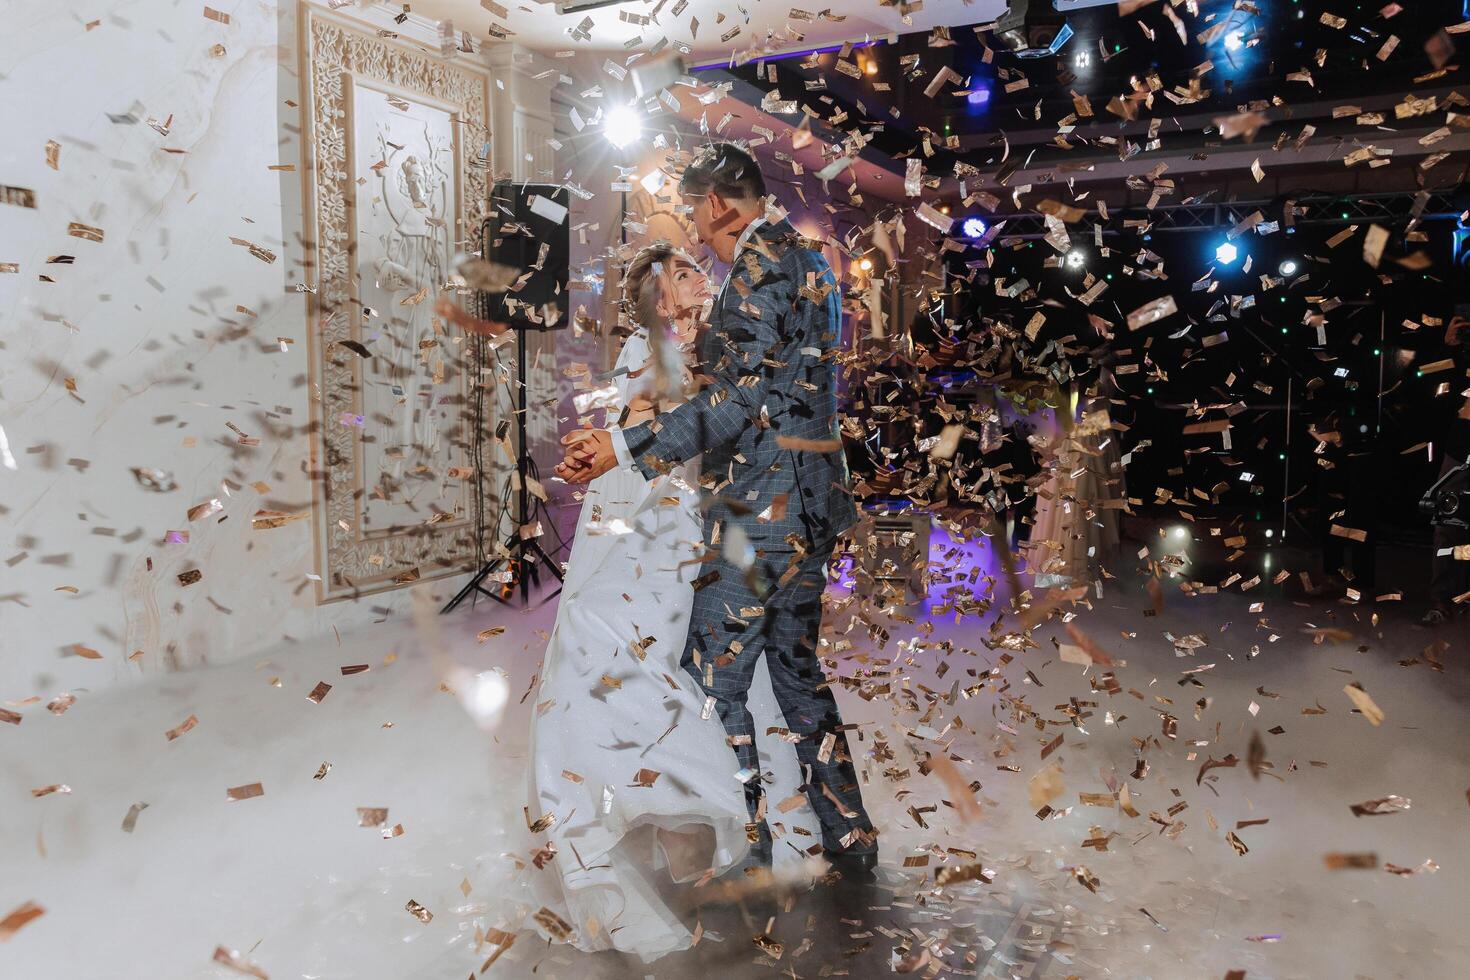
[522,328,815,961]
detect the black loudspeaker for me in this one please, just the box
[482,181,570,330]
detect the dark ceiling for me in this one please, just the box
[705,0,1470,198]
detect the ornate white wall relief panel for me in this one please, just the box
[300,10,490,601]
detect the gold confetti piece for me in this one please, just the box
[404,899,432,923]
[1028,762,1065,810]
[203,6,230,24]
[250,510,308,530]
[776,792,808,813]
[177,569,202,586]
[935,863,993,887]
[188,498,224,522]
[753,933,784,958]
[1350,795,1411,817]
[121,802,149,833]
[228,236,277,264]
[165,714,199,741]
[66,221,103,242]
[0,901,45,942]
[44,140,59,170]
[381,823,404,839]
[1324,852,1378,870]
[476,627,506,642]
[1127,295,1177,331]
[31,784,70,798]
[1362,224,1389,268]
[533,907,571,940]
[313,762,332,780]
[927,752,983,822]
[632,768,661,787]
[1343,683,1384,726]
[70,643,102,660]
[306,681,332,703]
[211,946,267,979]
[357,807,388,827]
[1,185,37,208]
[226,782,264,802]
[1119,783,1141,818]
[0,708,21,726]
[45,693,75,713]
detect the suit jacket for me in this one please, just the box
[621,219,857,551]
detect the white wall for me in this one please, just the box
[0,1,492,699]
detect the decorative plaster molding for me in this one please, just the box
[299,8,493,601]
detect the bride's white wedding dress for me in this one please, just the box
[523,327,815,961]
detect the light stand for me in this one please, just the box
[442,186,570,613]
[441,320,564,612]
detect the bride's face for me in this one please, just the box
[657,260,711,322]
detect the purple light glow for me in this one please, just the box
[829,517,1002,612]
[966,86,992,106]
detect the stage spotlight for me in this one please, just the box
[1224,30,1244,51]
[1265,528,1274,539]
[857,257,874,272]
[1065,249,1086,269]
[603,104,642,149]
[961,216,988,239]
[1215,241,1239,265]
[1172,526,1188,539]
[1074,50,1091,69]
[1278,258,1300,277]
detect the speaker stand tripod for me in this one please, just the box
[442,323,564,613]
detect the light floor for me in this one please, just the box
[3,555,1468,980]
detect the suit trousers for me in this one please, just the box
[680,542,876,865]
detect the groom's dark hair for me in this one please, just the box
[680,142,766,202]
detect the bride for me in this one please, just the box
[521,243,815,961]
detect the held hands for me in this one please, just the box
[555,423,618,485]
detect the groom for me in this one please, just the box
[556,143,878,876]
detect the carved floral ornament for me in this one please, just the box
[301,10,491,601]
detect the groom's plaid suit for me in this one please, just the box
[620,219,876,863]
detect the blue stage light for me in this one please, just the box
[961,216,988,239]
[1215,241,1239,265]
